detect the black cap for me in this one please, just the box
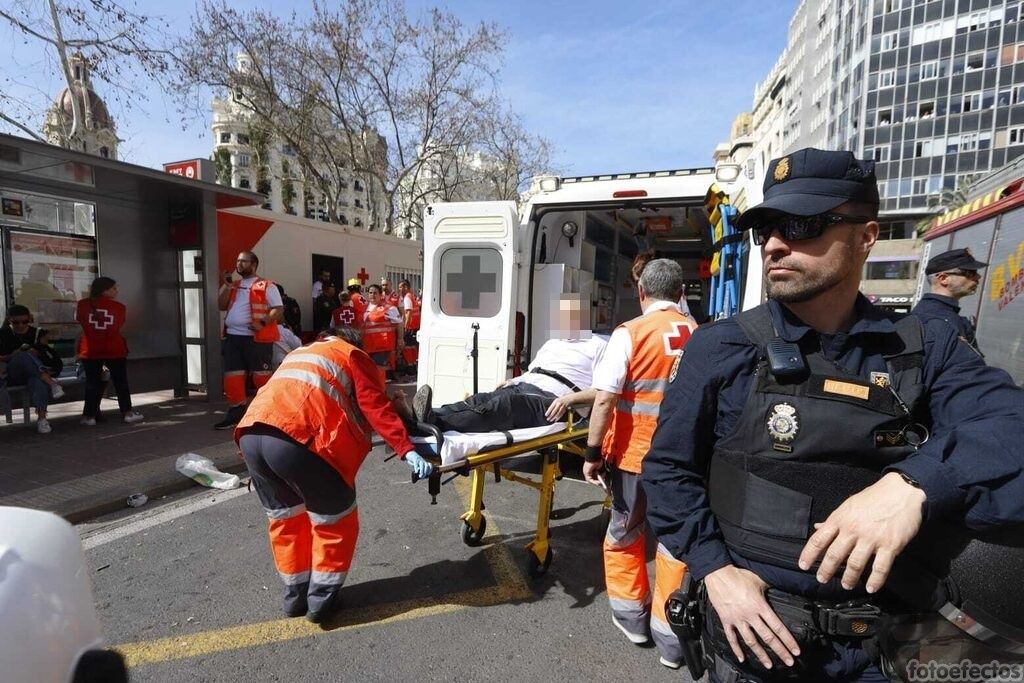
[736,148,880,230]
[925,248,988,275]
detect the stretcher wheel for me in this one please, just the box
[461,517,487,546]
[527,547,552,578]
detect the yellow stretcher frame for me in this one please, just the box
[421,416,595,578]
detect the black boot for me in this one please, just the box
[213,404,246,430]
[306,592,344,624]
[283,583,309,618]
[413,384,434,425]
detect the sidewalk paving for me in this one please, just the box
[0,383,409,523]
[0,391,246,522]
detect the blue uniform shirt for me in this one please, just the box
[642,296,1024,586]
[912,293,981,352]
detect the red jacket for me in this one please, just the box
[76,298,129,359]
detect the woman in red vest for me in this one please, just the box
[76,277,144,426]
[362,284,403,381]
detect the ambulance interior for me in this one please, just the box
[530,201,715,343]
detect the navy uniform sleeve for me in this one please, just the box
[889,319,1024,527]
[641,322,757,580]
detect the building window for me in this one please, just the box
[878,109,892,125]
[865,261,918,279]
[966,51,985,72]
[339,214,349,225]
[962,92,982,112]
[918,101,935,119]
[883,0,902,12]
[354,198,362,208]
[99,146,109,159]
[920,61,938,80]
[872,146,890,162]
[915,139,937,157]
[1010,127,1024,145]
[239,176,251,189]
[354,218,363,227]
[1001,43,1024,65]
[219,132,231,144]
[877,221,911,240]
[960,133,979,151]
[237,133,250,146]
[237,154,250,168]
[353,180,364,192]
[881,32,899,50]
[878,70,895,88]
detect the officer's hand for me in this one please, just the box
[544,395,572,422]
[405,451,433,479]
[705,565,800,669]
[799,471,925,593]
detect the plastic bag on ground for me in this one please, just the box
[175,453,241,490]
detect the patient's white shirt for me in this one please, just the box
[509,335,607,397]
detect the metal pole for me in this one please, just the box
[471,322,480,394]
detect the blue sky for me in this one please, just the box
[1,0,797,174]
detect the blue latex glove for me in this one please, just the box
[405,451,434,479]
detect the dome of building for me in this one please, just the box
[55,85,114,131]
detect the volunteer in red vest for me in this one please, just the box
[362,283,403,381]
[236,325,434,623]
[398,279,420,369]
[76,276,145,426]
[583,258,698,669]
[215,251,283,430]
[381,276,400,309]
[345,279,367,329]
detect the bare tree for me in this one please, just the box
[176,0,508,237]
[0,0,171,143]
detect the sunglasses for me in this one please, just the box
[750,213,875,246]
[943,269,980,279]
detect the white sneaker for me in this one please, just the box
[37,419,51,434]
[51,385,65,399]
[659,657,682,670]
[81,417,97,427]
[611,615,649,645]
[122,410,145,424]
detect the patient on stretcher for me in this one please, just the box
[394,295,605,434]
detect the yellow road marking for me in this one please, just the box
[116,477,534,667]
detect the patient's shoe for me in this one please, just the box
[413,384,434,424]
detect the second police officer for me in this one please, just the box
[642,148,1024,682]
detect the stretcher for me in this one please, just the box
[408,416,591,577]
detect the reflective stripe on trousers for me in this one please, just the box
[604,466,687,661]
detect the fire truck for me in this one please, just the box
[416,167,747,404]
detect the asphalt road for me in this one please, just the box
[79,447,699,682]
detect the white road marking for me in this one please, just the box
[80,487,251,550]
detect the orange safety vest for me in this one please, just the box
[236,337,372,486]
[404,293,421,331]
[602,307,696,474]
[226,277,280,343]
[349,293,367,329]
[362,304,398,354]
[386,291,400,308]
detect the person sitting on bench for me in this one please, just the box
[397,294,606,433]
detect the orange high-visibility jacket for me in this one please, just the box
[362,304,399,354]
[602,307,695,473]
[235,337,412,486]
[226,278,280,343]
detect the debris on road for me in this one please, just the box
[175,453,241,490]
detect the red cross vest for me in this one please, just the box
[226,277,280,343]
[362,304,399,354]
[602,307,696,473]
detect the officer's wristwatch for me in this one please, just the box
[895,470,921,489]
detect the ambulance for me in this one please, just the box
[417,166,749,404]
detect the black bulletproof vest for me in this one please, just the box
[708,305,928,571]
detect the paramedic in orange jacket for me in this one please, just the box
[583,258,698,669]
[215,251,283,430]
[236,325,434,623]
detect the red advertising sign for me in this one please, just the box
[164,160,201,180]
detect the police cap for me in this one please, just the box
[736,148,880,230]
[924,248,989,275]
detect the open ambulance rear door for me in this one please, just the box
[416,201,520,405]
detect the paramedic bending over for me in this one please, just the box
[401,294,607,432]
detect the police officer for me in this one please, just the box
[642,148,1024,682]
[912,248,988,354]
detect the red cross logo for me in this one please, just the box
[338,307,355,325]
[89,309,115,330]
[356,268,370,284]
[662,321,691,356]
